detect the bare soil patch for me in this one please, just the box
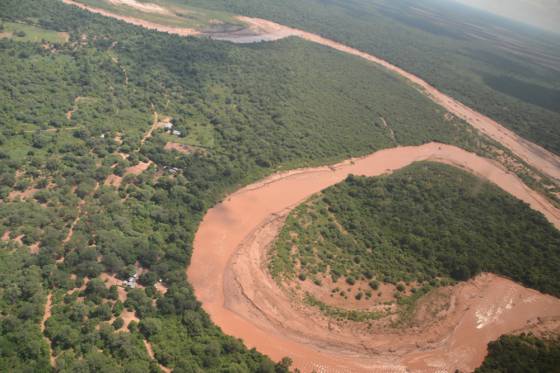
[190,143,560,372]
[100,272,128,302]
[104,174,123,188]
[126,160,152,175]
[120,308,139,328]
[8,187,38,201]
[164,142,193,155]
[105,160,152,187]
[107,0,172,16]
[29,242,41,254]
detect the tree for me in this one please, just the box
[112,317,124,330]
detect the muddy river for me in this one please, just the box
[189,143,560,373]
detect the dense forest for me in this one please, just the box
[475,334,560,373]
[272,162,560,296]
[185,0,560,154]
[0,0,499,371]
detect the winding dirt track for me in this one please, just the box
[190,143,560,373]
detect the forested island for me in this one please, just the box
[272,162,560,297]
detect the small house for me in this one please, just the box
[124,275,137,288]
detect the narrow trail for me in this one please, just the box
[190,143,560,373]
[139,108,159,149]
[41,293,56,368]
[144,339,171,373]
[63,199,84,244]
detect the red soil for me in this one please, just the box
[144,339,171,373]
[29,242,41,254]
[189,143,560,372]
[105,160,152,187]
[104,174,123,187]
[8,188,38,201]
[41,293,56,367]
[100,272,128,302]
[164,142,192,154]
[126,160,152,175]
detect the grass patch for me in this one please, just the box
[75,0,244,31]
[0,21,68,43]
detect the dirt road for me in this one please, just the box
[189,143,560,372]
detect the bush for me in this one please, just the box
[369,280,380,290]
[112,317,124,330]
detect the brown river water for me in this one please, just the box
[189,143,560,373]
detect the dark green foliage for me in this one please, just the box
[272,162,560,296]
[188,0,560,153]
[0,248,50,372]
[475,334,560,373]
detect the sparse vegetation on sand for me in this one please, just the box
[271,162,560,301]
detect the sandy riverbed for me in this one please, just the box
[189,143,560,372]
